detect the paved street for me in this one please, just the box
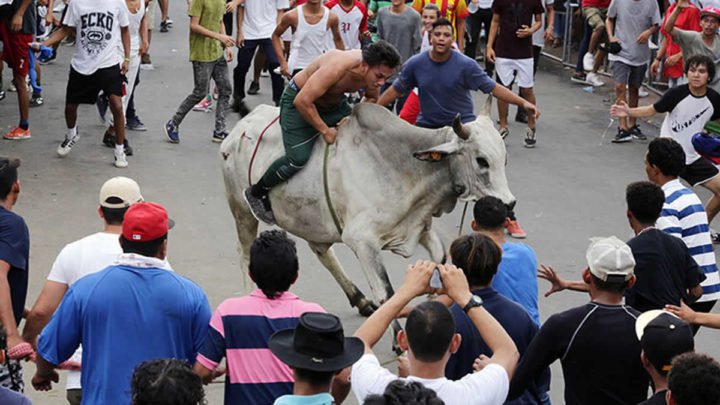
[1,2,719,403]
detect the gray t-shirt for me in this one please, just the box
[607,0,661,66]
[675,29,720,88]
[376,6,422,63]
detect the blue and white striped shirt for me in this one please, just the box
[657,179,720,302]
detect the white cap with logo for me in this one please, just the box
[586,236,636,282]
[99,177,144,209]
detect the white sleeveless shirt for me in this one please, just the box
[288,4,331,72]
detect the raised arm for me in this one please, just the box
[666,301,720,328]
[354,261,435,351]
[439,264,519,377]
[664,0,688,40]
[537,265,590,296]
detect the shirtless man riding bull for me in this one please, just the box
[244,41,402,224]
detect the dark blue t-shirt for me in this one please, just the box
[446,287,549,404]
[392,50,496,128]
[0,206,29,327]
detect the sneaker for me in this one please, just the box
[711,231,720,244]
[586,72,604,87]
[260,69,270,78]
[8,83,16,92]
[571,72,589,84]
[247,81,260,95]
[62,37,75,47]
[212,130,229,143]
[57,134,79,156]
[160,20,169,32]
[0,90,6,101]
[242,188,276,225]
[114,150,129,168]
[499,127,510,139]
[38,49,56,65]
[193,96,213,112]
[165,18,173,26]
[506,219,527,239]
[140,54,155,70]
[524,127,537,148]
[102,128,116,148]
[612,128,632,143]
[97,94,108,124]
[515,108,528,124]
[638,87,649,98]
[3,127,31,140]
[232,100,251,116]
[126,115,147,131]
[583,52,594,72]
[123,139,134,156]
[629,125,646,140]
[29,92,43,107]
[164,120,180,143]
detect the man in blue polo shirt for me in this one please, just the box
[377,18,538,239]
[445,233,550,402]
[377,18,538,128]
[32,202,211,405]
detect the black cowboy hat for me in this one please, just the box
[269,312,364,372]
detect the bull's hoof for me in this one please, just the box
[356,299,379,317]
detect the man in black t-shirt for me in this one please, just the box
[624,181,705,312]
[0,157,29,393]
[510,236,649,405]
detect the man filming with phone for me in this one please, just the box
[345,258,520,405]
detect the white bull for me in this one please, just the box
[220,99,515,315]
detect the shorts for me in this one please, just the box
[0,19,32,78]
[583,7,607,30]
[612,61,646,88]
[495,57,534,88]
[680,157,720,187]
[66,65,123,104]
[146,0,156,30]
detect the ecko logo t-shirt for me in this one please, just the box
[65,0,130,75]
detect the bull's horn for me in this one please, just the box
[481,96,493,116]
[452,114,470,140]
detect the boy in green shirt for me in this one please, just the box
[164,0,234,144]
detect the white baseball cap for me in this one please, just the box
[586,236,635,282]
[99,177,143,209]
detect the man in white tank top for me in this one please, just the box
[272,0,344,78]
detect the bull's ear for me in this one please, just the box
[413,142,459,162]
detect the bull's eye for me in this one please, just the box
[476,157,490,169]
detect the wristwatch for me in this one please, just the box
[463,295,484,313]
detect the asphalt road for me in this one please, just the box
[1,2,719,403]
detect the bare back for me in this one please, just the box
[292,50,367,107]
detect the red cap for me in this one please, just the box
[701,6,720,20]
[122,202,173,242]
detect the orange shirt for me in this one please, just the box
[412,0,469,40]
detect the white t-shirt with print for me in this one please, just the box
[351,354,509,405]
[47,231,173,389]
[242,0,290,40]
[64,0,130,75]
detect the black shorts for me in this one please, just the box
[66,65,123,105]
[680,157,720,187]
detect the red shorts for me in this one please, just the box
[0,19,32,78]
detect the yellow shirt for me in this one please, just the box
[412,0,469,40]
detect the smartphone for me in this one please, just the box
[430,268,443,289]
